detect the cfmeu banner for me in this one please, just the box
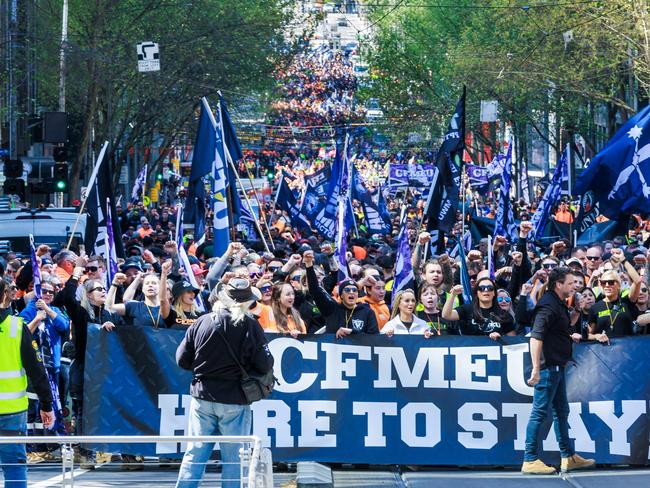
[83,327,650,465]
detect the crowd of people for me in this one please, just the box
[269,50,364,131]
[2,180,650,468]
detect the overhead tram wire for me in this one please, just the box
[361,1,603,9]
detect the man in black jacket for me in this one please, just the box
[175,278,273,488]
[521,267,595,475]
[303,250,379,337]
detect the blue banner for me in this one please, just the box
[84,327,650,465]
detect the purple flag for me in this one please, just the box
[105,198,119,284]
[29,235,42,299]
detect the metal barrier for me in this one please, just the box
[0,435,272,487]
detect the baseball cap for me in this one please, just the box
[172,280,199,299]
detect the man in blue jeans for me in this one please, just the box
[175,278,273,488]
[522,267,596,475]
[0,281,55,488]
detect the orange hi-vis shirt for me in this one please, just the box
[250,302,274,330]
[359,295,390,331]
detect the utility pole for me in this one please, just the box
[58,0,68,112]
[7,0,18,159]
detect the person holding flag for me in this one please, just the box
[19,243,70,447]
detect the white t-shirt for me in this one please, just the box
[381,315,429,335]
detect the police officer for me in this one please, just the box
[0,279,54,487]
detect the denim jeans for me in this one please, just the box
[0,410,27,488]
[524,367,575,462]
[175,397,251,488]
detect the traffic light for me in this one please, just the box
[54,163,69,192]
[53,146,67,162]
[157,172,163,181]
[266,170,274,181]
[3,159,23,178]
[3,178,25,201]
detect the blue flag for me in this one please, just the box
[312,137,347,240]
[393,212,414,295]
[426,87,465,253]
[218,94,243,223]
[240,204,259,240]
[531,147,568,239]
[334,147,353,281]
[185,98,216,236]
[29,235,41,299]
[574,104,650,219]
[211,100,231,257]
[305,166,331,197]
[351,166,391,235]
[277,178,311,231]
[493,141,518,242]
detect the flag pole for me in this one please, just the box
[226,158,271,254]
[460,160,466,246]
[66,141,109,250]
[242,162,276,250]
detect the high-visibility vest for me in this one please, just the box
[0,315,28,414]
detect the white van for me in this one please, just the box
[0,208,86,254]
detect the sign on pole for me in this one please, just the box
[137,42,160,72]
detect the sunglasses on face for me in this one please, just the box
[497,296,511,303]
[260,285,272,293]
[477,285,495,292]
[86,266,99,273]
[250,272,262,279]
[641,287,648,293]
[41,289,55,295]
[600,280,618,287]
[268,266,281,272]
[290,275,302,282]
[542,263,558,269]
[586,256,601,261]
[342,286,358,294]
[89,286,106,293]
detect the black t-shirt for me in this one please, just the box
[455,303,515,336]
[587,296,639,337]
[164,308,204,329]
[416,309,455,335]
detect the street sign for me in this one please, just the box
[137,42,160,72]
[143,195,151,206]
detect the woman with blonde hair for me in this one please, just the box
[382,289,428,336]
[160,261,205,328]
[267,282,306,337]
[587,253,641,341]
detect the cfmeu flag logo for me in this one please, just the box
[575,105,650,220]
[608,125,650,199]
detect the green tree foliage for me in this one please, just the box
[31,0,291,197]
[363,0,650,159]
